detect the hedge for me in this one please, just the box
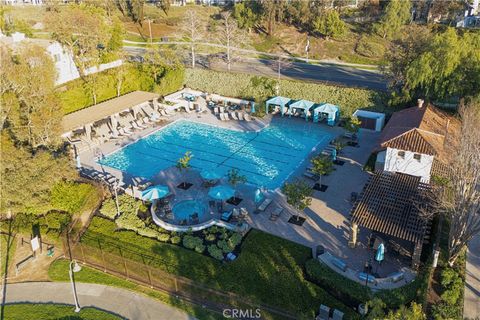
[305,259,429,309]
[184,69,388,116]
[58,64,184,115]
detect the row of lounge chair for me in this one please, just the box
[79,168,125,190]
[218,111,253,122]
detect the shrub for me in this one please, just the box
[227,232,242,248]
[195,244,206,254]
[136,226,158,238]
[184,69,388,117]
[205,233,216,242]
[155,67,184,96]
[50,181,97,214]
[170,235,182,244]
[217,239,235,253]
[208,244,224,260]
[157,233,171,242]
[99,198,118,220]
[43,211,71,232]
[183,235,204,251]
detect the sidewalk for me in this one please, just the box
[2,282,195,320]
[464,235,480,319]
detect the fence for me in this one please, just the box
[63,230,297,320]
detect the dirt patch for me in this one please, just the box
[7,237,63,283]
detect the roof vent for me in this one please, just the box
[417,99,424,108]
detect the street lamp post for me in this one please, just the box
[69,260,82,313]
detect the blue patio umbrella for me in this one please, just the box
[331,149,337,161]
[208,185,235,200]
[141,185,170,201]
[375,243,385,263]
[200,169,222,181]
[250,102,255,114]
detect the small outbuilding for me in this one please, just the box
[312,103,340,126]
[352,110,385,132]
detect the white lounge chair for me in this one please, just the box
[230,112,238,120]
[224,113,231,121]
[118,127,133,136]
[244,113,252,122]
[257,198,272,212]
[214,107,220,115]
[237,112,244,121]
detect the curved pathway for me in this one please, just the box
[1,282,195,320]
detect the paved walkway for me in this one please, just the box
[464,235,480,319]
[1,282,195,320]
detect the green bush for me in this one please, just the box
[228,232,242,248]
[194,244,206,254]
[208,244,224,260]
[183,235,204,251]
[42,211,71,232]
[155,67,185,96]
[170,235,182,244]
[99,198,118,219]
[205,233,216,242]
[184,69,388,117]
[157,233,171,242]
[136,226,158,238]
[50,181,97,214]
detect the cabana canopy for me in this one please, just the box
[288,99,315,121]
[265,96,291,115]
[312,103,340,126]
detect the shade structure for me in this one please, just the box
[288,99,315,121]
[312,103,340,126]
[375,243,385,262]
[208,185,235,200]
[141,185,170,201]
[200,169,222,180]
[265,96,291,115]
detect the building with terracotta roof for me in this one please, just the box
[374,99,459,183]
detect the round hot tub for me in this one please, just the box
[172,200,207,222]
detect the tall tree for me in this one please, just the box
[310,155,334,186]
[178,10,206,69]
[282,179,313,221]
[312,9,347,40]
[217,11,249,72]
[233,2,258,33]
[1,44,62,148]
[427,103,480,266]
[373,0,411,39]
[260,0,285,36]
[384,27,480,104]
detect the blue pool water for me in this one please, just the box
[98,119,332,189]
[172,200,206,221]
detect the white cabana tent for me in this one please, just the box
[265,96,291,115]
[312,103,340,126]
[287,99,315,121]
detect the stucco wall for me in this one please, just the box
[383,147,433,183]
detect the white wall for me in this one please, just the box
[383,147,433,183]
[353,110,385,132]
[46,42,80,85]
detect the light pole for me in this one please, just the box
[69,260,82,313]
[113,179,120,218]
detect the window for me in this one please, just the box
[413,154,421,162]
[397,151,405,159]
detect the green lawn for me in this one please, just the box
[74,217,359,319]
[48,259,223,320]
[1,303,121,320]
[1,230,16,277]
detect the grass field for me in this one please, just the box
[0,231,16,277]
[74,217,359,319]
[2,303,122,320]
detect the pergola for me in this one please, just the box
[349,171,432,269]
[312,103,340,126]
[287,99,315,121]
[265,96,291,115]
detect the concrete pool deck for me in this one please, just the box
[78,110,414,284]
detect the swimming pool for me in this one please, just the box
[172,200,207,221]
[98,119,332,189]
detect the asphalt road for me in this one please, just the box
[124,46,387,91]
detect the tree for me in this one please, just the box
[282,179,313,221]
[260,0,285,36]
[218,12,249,72]
[366,298,386,320]
[384,27,480,104]
[176,151,193,188]
[1,44,63,148]
[373,0,411,39]
[312,9,347,40]
[426,104,480,266]
[0,134,76,217]
[227,168,247,187]
[178,10,206,69]
[345,116,361,135]
[233,2,258,33]
[45,4,117,75]
[310,155,334,186]
[384,302,425,320]
[153,0,170,15]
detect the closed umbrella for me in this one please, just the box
[375,243,385,263]
[200,169,222,181]
[141,185,170,201]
